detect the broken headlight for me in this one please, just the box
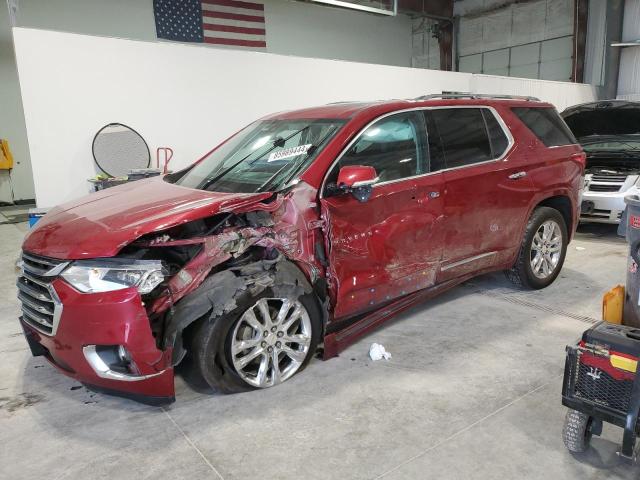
[61,259,165,294]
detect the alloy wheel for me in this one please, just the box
[230,298,312,388]
[530,219,563,279]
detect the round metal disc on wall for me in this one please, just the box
[92,123,150,177]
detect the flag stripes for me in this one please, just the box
[202,0,266,48]
[153,0,267,49]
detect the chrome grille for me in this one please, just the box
[586,172,628,194]
[588,183,622,193]
[17,252,68,336]
[591,174,628,182]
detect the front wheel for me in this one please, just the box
[505,206,568,289]
[563,409,593,453]
[188,289,321,393]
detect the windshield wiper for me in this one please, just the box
[200,125,311,191]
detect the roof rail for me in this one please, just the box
[415,92,541,102]
[325,100,364,105]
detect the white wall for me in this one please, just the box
[0,3,34,202]
[13,28,597,208]
[470,75,597,108]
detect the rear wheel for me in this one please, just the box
[188,289,321,393]
[505,207,568,289]
[563,409,593,453]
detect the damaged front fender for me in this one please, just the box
[164,255,313,365]
[110,181,329,367]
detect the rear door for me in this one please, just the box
[424,107,535,281]
[320,111,445,320]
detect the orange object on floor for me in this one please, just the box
[602,285,624,324]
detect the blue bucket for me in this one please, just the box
[28,208,48,228]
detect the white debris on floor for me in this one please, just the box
[369,343,392,361]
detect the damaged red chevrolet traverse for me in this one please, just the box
[18,95,585,404]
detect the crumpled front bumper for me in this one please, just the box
[20,278,175,404]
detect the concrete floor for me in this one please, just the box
[0,220,637,479]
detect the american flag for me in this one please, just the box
[154,0,266,49]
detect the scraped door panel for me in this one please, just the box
[321,174,444,320]
[439,158,534,280]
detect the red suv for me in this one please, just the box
[18,94,585,404]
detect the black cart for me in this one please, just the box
[562,321,640,460]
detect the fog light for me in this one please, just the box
[83,345,166,382]
[83,345,168,382]
[92,345,138,375]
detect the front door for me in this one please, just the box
[320,111,445,320]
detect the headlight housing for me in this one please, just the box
[61,259,165,294]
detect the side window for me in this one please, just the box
[512,107,577,147]
[337,112,424,184]
[482,109,510,157]
[424,111,446,172]
[429,108,493,169]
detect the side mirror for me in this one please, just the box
[336,165,378,202]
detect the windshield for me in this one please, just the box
[171,118,345,193]
[582,139,640,152]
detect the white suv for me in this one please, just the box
[562,100,640,224]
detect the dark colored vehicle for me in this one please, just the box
[18,94,585,403]
[562,100,640,224]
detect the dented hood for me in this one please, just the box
[561,100,640,140]
[23,177,274,259]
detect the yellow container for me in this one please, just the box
[0,139,14,170]
[602,285,624,324]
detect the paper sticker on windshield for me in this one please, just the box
[268,144,313,162]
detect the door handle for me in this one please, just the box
[417,191,440,204]
[508,171,527,180]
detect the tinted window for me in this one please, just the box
[482,109,509,157]
[429,108,493,169]
[424,111,446,172]
[512,107,576,147]
[338,112,424,184]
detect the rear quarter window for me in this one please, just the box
[512,107,577,147]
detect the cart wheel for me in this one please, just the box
[563,409,593,453]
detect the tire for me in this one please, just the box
[562,409,593,453]
[187,287,321,393]
[505,206,568,289]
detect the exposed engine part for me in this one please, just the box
[585,157,640,176]
[119,202,326,352]
[111,182,329,357]
[585,166,640,176]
